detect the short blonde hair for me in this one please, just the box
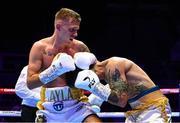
[55,8,81,22]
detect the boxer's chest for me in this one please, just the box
[42,46,79,68]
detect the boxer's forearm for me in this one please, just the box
[27,74,43,89]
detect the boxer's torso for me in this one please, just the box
[41,38,82,88]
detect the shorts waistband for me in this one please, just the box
[37,86,88,110]
[128,86,159,103]
[45,86,73,102]
[40,86,88,102]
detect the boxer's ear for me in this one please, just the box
[56,24,61,31]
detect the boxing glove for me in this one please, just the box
[90,105,101,113]
[75,70,111,101]
[88,94,103,113]
[88,84,110,113]
[39,53,76,84]
[74,52,97,69]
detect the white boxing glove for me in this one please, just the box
[90,105,101,113]
[88,84,110,113]
[75,70,111,101]
[88,94,104,107]
[39,53,76,84]
[74,52,97,69]
[88,94,103,113]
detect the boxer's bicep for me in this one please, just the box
[105,62,128,107]
[28,42,43,75]
[27,42,43,89]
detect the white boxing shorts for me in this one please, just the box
[125,86,172,123]
[125,102,172,123]
[36,86,96,123]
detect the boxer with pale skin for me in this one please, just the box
[74,52,172,123]
[27,8,102,122]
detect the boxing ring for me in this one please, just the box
[0,87,180,119]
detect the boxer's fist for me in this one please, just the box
[52,53,75,73]
[74,52,97,69]
[75,70,111,101]
[39,53,75,84]
[74,70,100,92]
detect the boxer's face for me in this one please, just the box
[68,24,79,40]
[55,17,80,42]
[59,18,80,41]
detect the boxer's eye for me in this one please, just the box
[69,28,79,33]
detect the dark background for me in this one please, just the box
[0,0,180,122]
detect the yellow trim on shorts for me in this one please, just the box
[69,88,88,102]
[36,87,46,110]
[125,96,169,122]
[36,87,88,110]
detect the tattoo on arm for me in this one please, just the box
[105,65,150,106]
[105,68,128,105]
[106,68,128,91]
[112,68,120,82]
[108,91,119,104]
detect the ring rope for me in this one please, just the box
[0,88,179,117]
[0,111,179,117]
[0,88,179,94]
[0,88,180,118]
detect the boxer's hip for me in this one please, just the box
[37,86,88,110]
